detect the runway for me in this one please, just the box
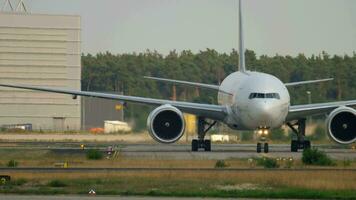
[119,143,356,160]
[0,142,355,160]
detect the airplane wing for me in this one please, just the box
[284,78,333,86]
[144,76,220,91]
[144,76,233,95]
[287,100,356,121]
[0,83,227,121]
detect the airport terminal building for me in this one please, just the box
[0,11,81,130]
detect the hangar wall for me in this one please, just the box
[0,12,81,130]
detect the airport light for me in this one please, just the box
[257,129,269,136]
[263,129,269,135]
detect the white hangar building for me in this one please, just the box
[0,6,81,130]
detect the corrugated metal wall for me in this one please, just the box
[0,12,81,130]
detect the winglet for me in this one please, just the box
[238,0,246,72]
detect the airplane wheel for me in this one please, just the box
[204,140,211,152]
[304,140,311,149]
[264,143,269,153]
[192,139,198,152]
[291,140,298,152]
[257,142,262,153]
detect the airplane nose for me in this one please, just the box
[254,101,272,125]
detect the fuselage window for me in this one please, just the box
[249,93,280,100]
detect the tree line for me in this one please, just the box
[81,49,356,130]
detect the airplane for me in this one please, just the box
[0,0,355,153]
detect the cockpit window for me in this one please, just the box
[249,93,280,99]
[257,93,265,98]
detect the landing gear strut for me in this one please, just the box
[191,117,216,152]
[287,119,311,152]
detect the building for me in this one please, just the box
[0,11,81,130]
[82,96,124,130]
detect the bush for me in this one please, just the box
[256,157,279,168]
[302,148,335,166]
[48,179,67,187]
[215,160,228,168]
[7,160,18,168]
[86,149,103,160]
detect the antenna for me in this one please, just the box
[238,0,246,72]
[1,0,14,11]
[1,0,28,12]
[16,0,27,12]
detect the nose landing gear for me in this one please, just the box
[256,129,269,153]
[257,142,269,153]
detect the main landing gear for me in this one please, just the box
[287,119,311,152]
[191,117,216,152]
[256,129,269,153]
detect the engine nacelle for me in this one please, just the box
[326,107,356,144]
[147,104,185,143]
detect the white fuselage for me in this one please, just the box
[218,71,290,130]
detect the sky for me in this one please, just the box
[11,0,356,56]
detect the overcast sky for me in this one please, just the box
[20,0,356,56]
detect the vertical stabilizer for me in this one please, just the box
[238,0,246,72]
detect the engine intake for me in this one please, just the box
[147,104,185,143]
[327,107,356,144]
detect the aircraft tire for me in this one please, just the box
[192,139,198,152]
[264,143,269,153]
[257,142,262,153]
[204,140,211,151]
[291,140,298,152]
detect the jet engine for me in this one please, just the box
[326,106,356,144]
[147,104,185,143]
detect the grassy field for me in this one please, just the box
[0,149,355,168]
[1,170,356,199]
[0,149,356,198]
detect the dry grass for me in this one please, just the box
[5,170,356,190]
[0,149,252,168]
[0,148,355,169]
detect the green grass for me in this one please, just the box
[86,149,103,160]
[6,160,18,168]
[215,160,229,168]
[47,180,68,187]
